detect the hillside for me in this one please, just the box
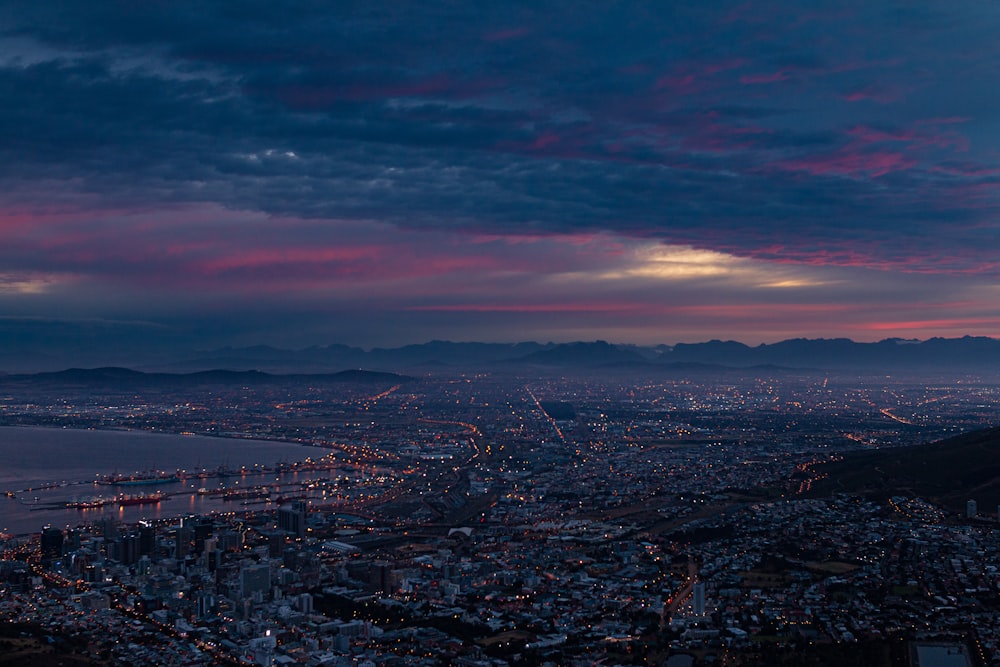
[809,427,1000,512]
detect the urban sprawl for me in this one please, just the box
[2,371,999,666]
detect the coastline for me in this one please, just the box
[0,426,316,536]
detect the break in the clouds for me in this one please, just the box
[0,1,999,349]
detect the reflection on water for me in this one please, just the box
[0,426,316,535]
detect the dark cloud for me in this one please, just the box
[0,1,998,347]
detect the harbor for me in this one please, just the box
[0,426,315,534]
[0,426,393,534]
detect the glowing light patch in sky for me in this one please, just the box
[594,243,832,288]
[620,245,739,279]
[0,274,53,294]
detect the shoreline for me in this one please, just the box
[0,426,319,537]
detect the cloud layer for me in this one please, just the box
[1,1,999,347]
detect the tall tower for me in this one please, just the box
[40,525,64,563]
[693,581,706,617]
[278,500,307,538]
[138,521,156,556]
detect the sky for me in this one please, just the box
[1,1,1000,350]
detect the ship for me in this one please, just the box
[97,471,180,486]
[221,488,270,501]
[66,491,168,510]
[177,465,239,481]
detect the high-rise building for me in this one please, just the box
[368,560,393,593]
[40,525,64,562]
[99,516,119,541]
[217,530,243,552]
[174,524,193,558]
[138,521,156,556]
[967,499,978,518]
[692,582,706,617]
[241,563,271,599]
[120,532,140,565]
[194,518,214,554]
[65,528,81,552]
[197,593,216,619]
[267,531,285,558]
[278,500,307,538]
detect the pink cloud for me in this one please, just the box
[846,125,915,143]
[773,140,916,178]
[861,317,1000,331]
[677,113,774,153]
[410,302,868,321]
[196,246,384,274]
[847,124,968,152]
[408,302,644,313]
[669,303,853,317]
[530,132,560,150]
[496,122,604,160]
[944,182,1000,210]
[0,204,149,233]
[841,86,902,104]
[931,164,1000,177]
[467,231,608,246]
[0,202,647,295]
[652,58,746,96]
[654,73,697,92]
[739,70,789,85]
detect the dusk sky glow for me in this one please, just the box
[3,1,1000,349]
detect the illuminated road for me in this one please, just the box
[524,387,566,443]
[661,560,699,628]
[880,407,916,426]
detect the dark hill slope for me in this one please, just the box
[809,427,1000,512]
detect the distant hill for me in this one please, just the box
[1,367,414,387]
[160,341,554,373]
[808,427,1000,512]
[4,335,1000,374]
[662,336,1000,371]
[511,341,647,367]
[205,336,1000,373]
[324,369,412,383]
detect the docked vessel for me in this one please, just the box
[67,491,168,509]
[97,471,180,486]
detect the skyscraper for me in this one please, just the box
[40,525,64,563]
[693,582,706,617]
[278,500,307,538]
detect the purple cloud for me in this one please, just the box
[0,1,998,347]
